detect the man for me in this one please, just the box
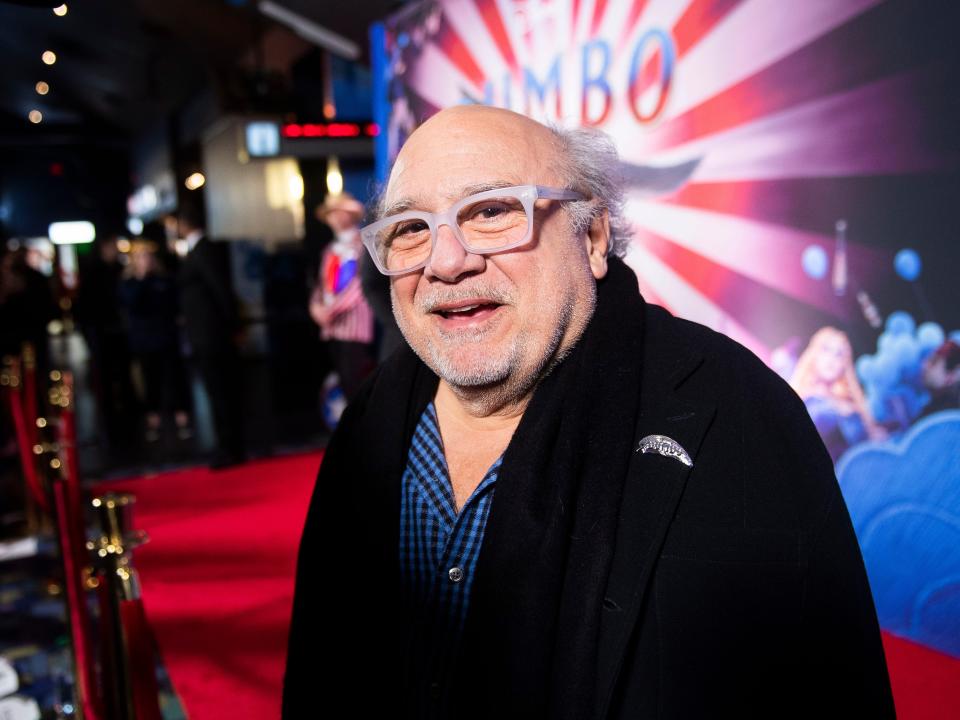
[177,207,245,468]
[284,106,894,718]
[309,193,376,403]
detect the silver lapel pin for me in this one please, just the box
[636,434,693,467]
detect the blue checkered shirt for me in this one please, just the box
[399,401,501,715]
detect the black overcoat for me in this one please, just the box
[283,260,894,719]
[177,236,237,354]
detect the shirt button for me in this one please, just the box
[448,566,464,583]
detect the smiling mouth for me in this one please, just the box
[434,302,503,319]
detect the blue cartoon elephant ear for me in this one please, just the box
[619,157,702,196]
[837,410,960,658]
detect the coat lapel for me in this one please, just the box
[594,307,717,720]
[355,349,437,580]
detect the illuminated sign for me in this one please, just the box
[281,122,379,139]
[246,121,281,157]
[48,220,95,245]
[127,185,158,217]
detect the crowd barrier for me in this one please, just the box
[1,344,162,720]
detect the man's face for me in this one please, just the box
[385,106,608,399]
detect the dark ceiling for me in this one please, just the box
[0,0,401,140]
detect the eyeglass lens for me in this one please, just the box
[372,193,531,272]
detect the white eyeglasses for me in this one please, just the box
[360,184,584,276]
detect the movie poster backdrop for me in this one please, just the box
[370,0,960,659]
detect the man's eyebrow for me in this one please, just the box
[379,180,519,219]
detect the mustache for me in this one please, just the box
[416,284,513,313]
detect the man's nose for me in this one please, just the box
[424,223,485,282]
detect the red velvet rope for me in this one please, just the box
[52,480,102,720]
[57,373,87,580]
[4,380,49,512]
[22,356,37,450]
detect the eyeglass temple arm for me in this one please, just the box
[535,186,585,201]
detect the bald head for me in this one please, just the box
[383,105,566,217]
[398,105,558,161]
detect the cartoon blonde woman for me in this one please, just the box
[790,326,884,461]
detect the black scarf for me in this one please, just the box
[447,256,646,719]
[284,258,648,718]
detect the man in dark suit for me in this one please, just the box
[177,207,245,468]
[283,106,894,718]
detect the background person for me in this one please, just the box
[117,239,191,443]
[76,236,137,453]
[0,246,56,378]
[309,193,376,403]
[790,326,885,461]
[177,206,245,468]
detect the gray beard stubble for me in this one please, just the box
[390,275,596,409]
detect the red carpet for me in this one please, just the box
[99,453,321,720]
[883,633,960,719]
[101,454,959,719]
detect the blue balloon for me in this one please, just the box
[871,352,900,389]
[878,332,894,357]
[894,248,922,281]
[885,311,915,337]
[917,322,945,352]
[801,245,828,279]
[909,389,923,415]
[892,334,920,367]
[856,355,876,385]
[901,357,924,386]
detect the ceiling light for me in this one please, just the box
[184,172,206,191]
[52,4,67,16]
[28,110,43,124]
[42,51,57,65]
[36,81,49,95]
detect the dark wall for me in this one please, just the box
[0,140,129,240]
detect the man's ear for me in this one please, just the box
[585,208,610,279]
